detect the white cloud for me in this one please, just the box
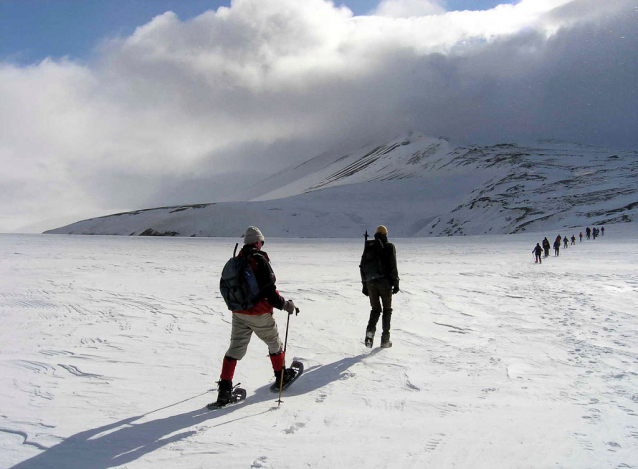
[373,0,446,18]
[0,0,636,232]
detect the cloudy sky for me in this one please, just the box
[1,0,636,233]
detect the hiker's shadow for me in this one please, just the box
[10,392,273,469]
[11,350,378,469]
[258,348,382,398]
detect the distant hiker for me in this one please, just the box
[571,235,576,245]
[592,228,598,240]
[601,226,605,235]
[542,237,551,257]
[533,243,543,263]
[563,236,569,248]
[554,239,560,256]
[213,226,298,407]
[586,227,591,239]
[360,225,399,349]
[579,232,583,242]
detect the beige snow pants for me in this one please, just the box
[225,312,283,360]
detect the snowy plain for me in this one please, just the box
[1,226,637,468]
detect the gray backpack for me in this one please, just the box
[219,245,261,311]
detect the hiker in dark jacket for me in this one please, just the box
[533,243,543,263]
[563,236,569,248]
[213,226,297,407]
[360,225,399,348]
[554,239,561,256]
[542,237,551,257]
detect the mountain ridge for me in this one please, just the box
[44,133,638,237]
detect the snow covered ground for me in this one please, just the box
[1,226,637,468]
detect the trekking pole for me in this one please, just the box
[277,307,299,406]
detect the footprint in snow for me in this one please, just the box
[251,456,268,468]
[283,422,306,434]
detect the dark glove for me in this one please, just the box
[392,284,400,294]
[282,300,296,315]
[362,285,368,296]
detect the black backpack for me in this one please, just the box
[361,239,386,281]
[219,245,262,311]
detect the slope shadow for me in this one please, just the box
[11,350,379,469]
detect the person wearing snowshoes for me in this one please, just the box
[542,237,550,258]
[533,243,543,263]
[360,225,399,349]
[214,226,298,407]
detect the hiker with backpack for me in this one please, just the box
[554,239,561,256]
[542,237,551,258]
[213,226,298,407]
[360,225,399,348]
[533,243,543,264]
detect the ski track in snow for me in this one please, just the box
[1,229,637,468]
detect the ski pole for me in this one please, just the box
[277,307,299,406]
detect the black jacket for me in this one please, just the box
[360,233,399,288]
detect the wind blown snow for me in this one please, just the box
[1,228,637,468]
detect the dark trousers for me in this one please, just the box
[366,282,393,340]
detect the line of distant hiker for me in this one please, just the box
[532,225,605,263]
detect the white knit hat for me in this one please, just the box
[243,226,265,245]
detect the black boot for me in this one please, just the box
[216,379,233,405]
[380,332,392,348]
[274,368,297,389]
[365,328,375,348]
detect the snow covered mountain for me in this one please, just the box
[45,133,638,237]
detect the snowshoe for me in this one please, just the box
[270,361,304,392]
[207,382,246,409]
